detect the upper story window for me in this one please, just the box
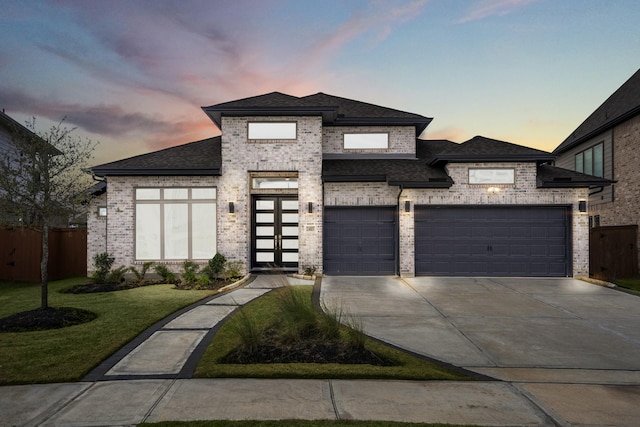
[575,143,603,177]
[343,133,389,150]
[248,122,297,140]
[468,168,515,184]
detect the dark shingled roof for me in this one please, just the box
[203,92,432,136]
[537,164,614,188]
[90,137,221,177]
[554,68,640,154]
[322,157,453,188]
[429,136,555,165]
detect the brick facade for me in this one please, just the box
[588,114,640,268]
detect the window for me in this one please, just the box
[251,177,298,189]
[135,188,216,260]
[344,133,389,149]
[468,168,515,184]
[248,122,296,140]
[575,143,603,177]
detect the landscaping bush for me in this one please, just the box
[207,253,227,279]
[181,261,201,287]
[154,264,177,284]
[91,252,115,284]
[129,261,155,284]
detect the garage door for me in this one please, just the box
[415,206,570,277]
[324,207,396,275]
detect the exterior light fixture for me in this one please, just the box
[487,187,501,194]
[578,200,587,213]
[229,202,235,214]
[308,202,313,214]
[404,200,411,212]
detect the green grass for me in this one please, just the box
[142,421,476,427]
[0,278,216,385]
[614,278,640,293]
[195,286,472,381]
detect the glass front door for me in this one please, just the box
[252,196,299,270]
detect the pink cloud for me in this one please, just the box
[457,0,539,23]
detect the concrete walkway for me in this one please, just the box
[1,275,639,426]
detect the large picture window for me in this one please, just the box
[575,143,603,177]
[135,188,216,260]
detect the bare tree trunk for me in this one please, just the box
[41,224,49,309]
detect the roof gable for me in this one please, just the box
[428,136,555,165]
[202,92,432,135]
[90,137,221,177]
[554,68,640,154]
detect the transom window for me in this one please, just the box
[135,187,216,261]
[343,133,389,150]
[469,168,515,184]
[248,122,297,140]
[575,143,603,177]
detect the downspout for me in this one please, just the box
[396,185,404,276]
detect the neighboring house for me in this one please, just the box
[88,92,609,277]
[554,68,640,273]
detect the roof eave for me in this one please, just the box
[429,154,556,166]
[202,106,339,128]
[322,175,387,183]
[91,168,221,178]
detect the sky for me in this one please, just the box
[0,0,638,165]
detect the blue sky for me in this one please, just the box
[0,0,638,164]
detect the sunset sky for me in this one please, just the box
[0,0,638,165]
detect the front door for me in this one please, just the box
[252,196,299,270]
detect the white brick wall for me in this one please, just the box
[219,116,324,273]
[323,126,416,155]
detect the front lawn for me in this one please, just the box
[195,286,472,381]
[614,278,640,294]
[0,278,215,385]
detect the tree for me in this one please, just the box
[0,118,96,309]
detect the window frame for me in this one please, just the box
[575,142,604,177]
[343,132,389,150]
[247,122,297,140]
[134,187,217,261]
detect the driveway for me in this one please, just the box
[320,276,640,382]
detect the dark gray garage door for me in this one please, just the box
[415,206,570,277]
[324,206,396,275]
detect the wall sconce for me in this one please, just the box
[97,206,107,217]
[487,187,501,194]
[308,202,313,214]
[404,200,411,213]
[228,202,235,214]
[578,200,587,213]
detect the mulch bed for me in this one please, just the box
[221,330,397,366]
[62,282,158,294]
[0,307,97,332]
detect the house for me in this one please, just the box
[88,92,610,277]
[554,68,640,274]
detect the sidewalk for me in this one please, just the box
[1,275,639,426]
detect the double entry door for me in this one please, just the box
[252,196,299,270]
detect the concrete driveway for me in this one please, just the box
[320,276,640,382]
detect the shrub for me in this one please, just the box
[303,265,317,276]
[224,260,243,279]
[181,261,200,287]
[154,264,176,284]
[196,274,211,289]
[129,261,155,284]
[207,253,227,279]
[276,286,318,342]
[228,309,263,353]
[92,252,114,284]
[106,266,128,284]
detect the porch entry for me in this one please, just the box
[251,195,299,271]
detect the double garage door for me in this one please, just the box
[415,206,571,277]
[324,205,570,277]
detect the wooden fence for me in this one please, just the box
[589,225,638,281]
[0,227,87,282]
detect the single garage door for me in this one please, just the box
[324,206,396,275]
[415,206,570,277]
